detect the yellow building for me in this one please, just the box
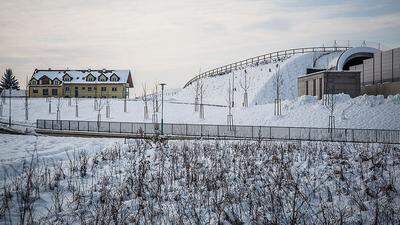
[29,69,134,98]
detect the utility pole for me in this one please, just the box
[160,83,166,135]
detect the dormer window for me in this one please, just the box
[86,74,96,82]
[110,74,119,82]
[98,74,108,82]
[30,79,38,85]
[63,74,72,82]
[53,78,61,85]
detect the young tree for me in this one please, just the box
[324,86,337,133]
[106,97,111,118]
[199,79,206,120]
[75,98,79,118]
[226,77,234,129]
[56,97,62,121]
[96,98,106,131]
[239,69,250,107]
[48,97,52,114]
[0,69,20,90]
[273,64,283,116]
[142,84,150,121]
[24,75,29,121]
[151,87,160,123]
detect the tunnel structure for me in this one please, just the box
[336,47,380,71]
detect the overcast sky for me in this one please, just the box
[1,0,400,93]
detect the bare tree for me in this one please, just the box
[239,69,250,107]
[106,97,111,118]
[75,98,79,118]
[56,97,62,121]
[151,86,160,123]
[48,97,52,114]
[226,77,234,129]
[154,82,159,113]
[324,86,337,133]
[96,98,106,131]
[25,75,29,121]
[273,64,283,116]
[124,87,128,113]
[142,84,150,121]
[199,79,206,120]
[231,71,236,108]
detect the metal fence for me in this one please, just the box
[36,119,400,144]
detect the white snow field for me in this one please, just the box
[0,51,398,130]
[0,50,399,224]
[0,93,399,130]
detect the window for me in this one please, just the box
[82,87,86,90]
[33,89,38,93]
[98,75,108,82]
[319,78,323,99]
[43,89,49,96]
[112,87,117,92]
[110,74,119,82]
[112,96,117,98]
[305,81,309,95]
[312,79,316,96]
[53,79,60,85]
[75,86,78,90]
[52,89,58,96]
[31,80,37,85]
[41,77,50,85]
[63,75,72,82]
[88,87,92,91]
[101,87,107,92]
[65,86,70,92]
[86,74,96,81]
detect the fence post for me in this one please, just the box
[200,124,203,137]
[185,124,188,136]
[288,127,291,139]
[308,128,311,140]
[120,122,122,133]
[69,120,71,131]
[52,120,54,130]
[171,124,174,135]
[251,126,254,139]
[78,121,80,131]
[217,125,220,137]
[109,122,111,132]
[352,129,354,142]
[375,129,378,143]
[88,121,90,132]
[60,120,62,130]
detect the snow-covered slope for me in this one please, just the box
[173,51,342,106]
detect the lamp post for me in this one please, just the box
[160,83,166,135]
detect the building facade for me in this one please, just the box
[349,47,400,96]
[298,71,361,99]
[29,69,134,98]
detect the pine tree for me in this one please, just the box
[1,69,20,90]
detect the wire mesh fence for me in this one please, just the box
[37,119,400,144]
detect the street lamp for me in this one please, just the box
[160,83,166,135]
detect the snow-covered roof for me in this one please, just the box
[31,69,133,86]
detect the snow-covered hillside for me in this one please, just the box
[173,51,341,106]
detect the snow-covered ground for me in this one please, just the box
[0,93,399,130]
